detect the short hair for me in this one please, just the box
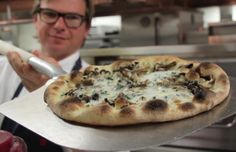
[32,0,94,26]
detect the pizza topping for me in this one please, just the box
[44,56,230,126]
[64,89,76,96]
[186,70,200,80]
[100,69,111,75]
[154,61,177,71]
[185,63,194,69]
[200,75,211,81]
[64,59,219,109]
[92,93,99,100]
[184,81,206,100]
[129,80,148,88]
[114,94,129,109]
[104,98,115,106]
[82,79,94,86]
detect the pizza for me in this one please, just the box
[44,56,230,126]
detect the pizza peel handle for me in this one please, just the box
[0,39,66,78]
[0,39,33,61]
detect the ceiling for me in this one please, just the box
[0,0,236,19]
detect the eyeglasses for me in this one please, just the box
[36,8,86,28]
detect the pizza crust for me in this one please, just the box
[44,56,230,126]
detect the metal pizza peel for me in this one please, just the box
[0,40,236,151]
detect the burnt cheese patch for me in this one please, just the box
[184,81,206,100]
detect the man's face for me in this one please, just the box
[34,0,89,60]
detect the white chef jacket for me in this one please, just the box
[0,51,88,124]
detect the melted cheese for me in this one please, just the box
[74,70,194,105]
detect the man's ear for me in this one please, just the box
[84,25,90,37]
[33,15,38,23]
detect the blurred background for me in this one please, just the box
[1,0,236,49]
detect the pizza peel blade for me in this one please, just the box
[0,77,236,152]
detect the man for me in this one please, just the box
[0,0,94,151]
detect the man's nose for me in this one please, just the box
[53,16,67,30]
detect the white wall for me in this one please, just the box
[17,23,41,51]
[198,6,221,28]
[92,15,122,30]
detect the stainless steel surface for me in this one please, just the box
[211,114,236,128]
[28,57,66,78]
[81,43,236,61]
[0,77,235,151]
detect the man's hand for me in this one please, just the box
[7,50,59,92]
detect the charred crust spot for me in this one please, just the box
[179,102,195,111]
[52,86,59,91]
[196,62,213,74]
[144,99,168,112]
[100,104,111,114]
[70,71,80,80]
[193,89,214,104]
[53,80,65,86]
[218,73,228,85]
[120,107,134,117]
[200,62,213,69]
[60,97,83,111]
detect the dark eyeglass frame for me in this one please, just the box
[36,8,86,29]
